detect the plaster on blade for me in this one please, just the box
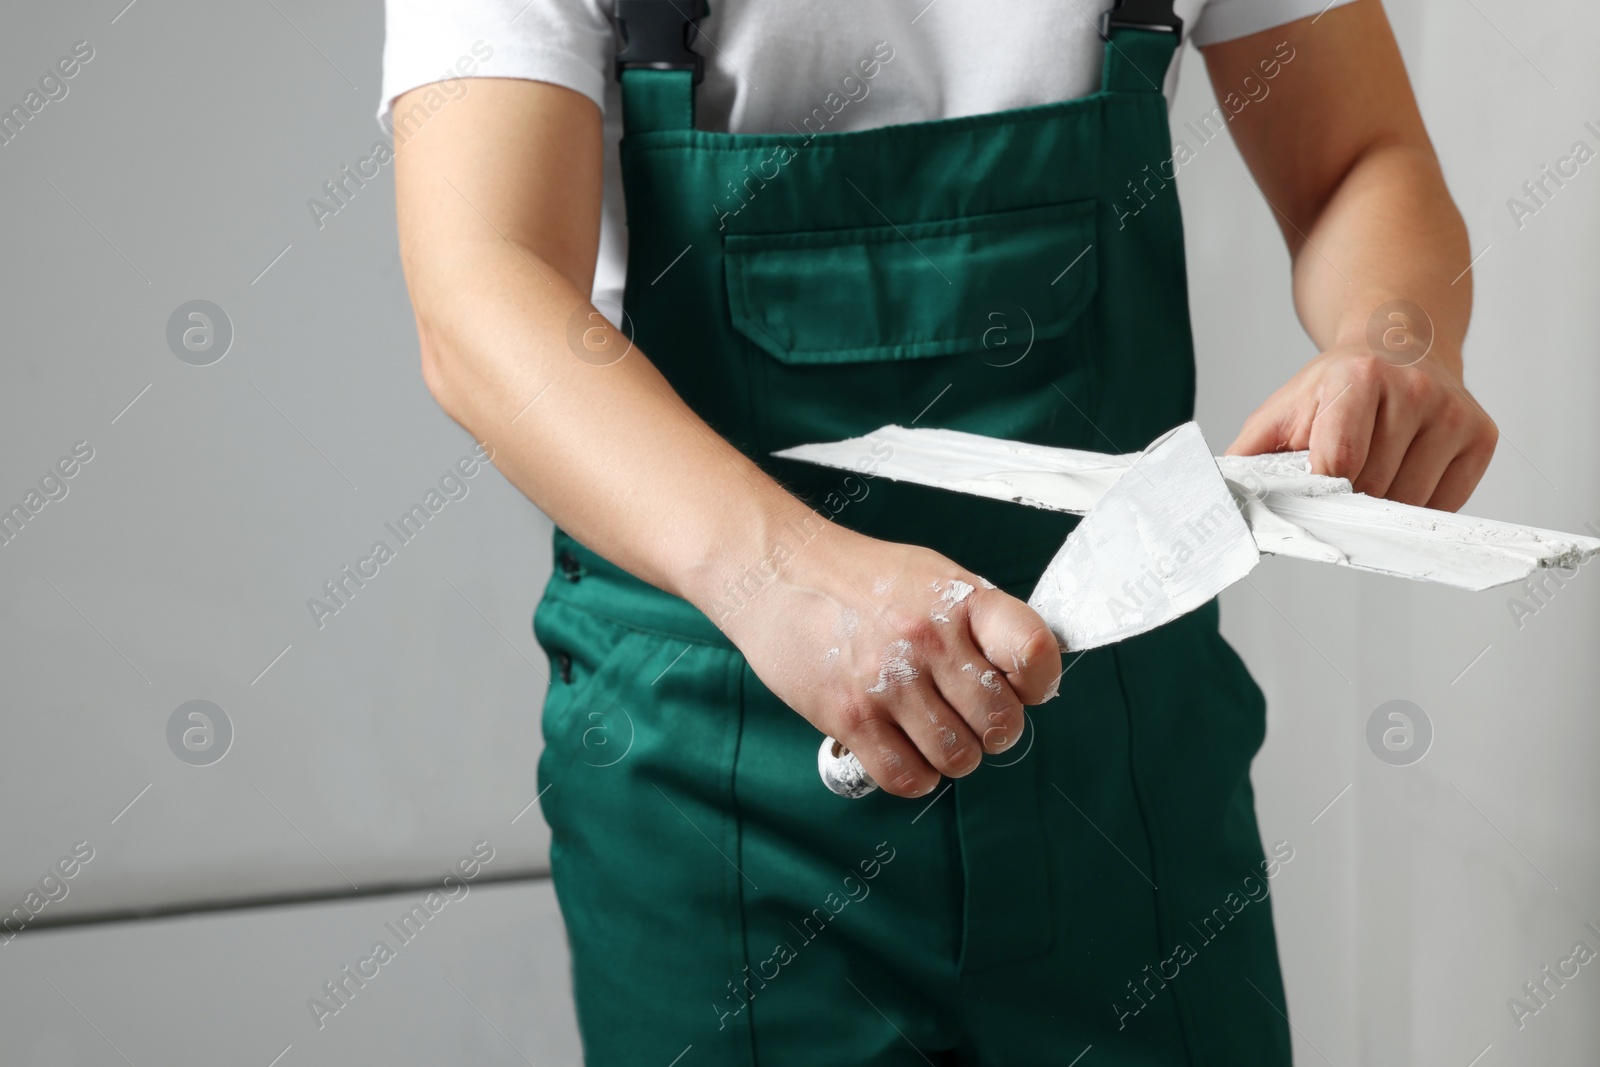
[1027,422,1260,652]
[774,425,1133,515]
[774,426,1600,590]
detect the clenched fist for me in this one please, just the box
[714,522,1063,798]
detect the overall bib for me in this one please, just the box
[533,3,1293,1063]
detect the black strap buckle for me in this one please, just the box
[1099,0,1184,39]
[614,0,707,83]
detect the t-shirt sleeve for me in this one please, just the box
[1189,0,1360,47]
[378,0,614,132]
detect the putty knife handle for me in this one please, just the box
[818,736,878,798]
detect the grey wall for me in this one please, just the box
[1,0,555,919]
[2,0,1596,1064]
[1,0,567,1056]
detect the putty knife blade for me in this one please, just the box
[1029,422,1260,652]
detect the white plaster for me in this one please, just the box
[930,579,974,622]
[1026,422,1261,652]
[817,737,877,798]
[865,639,917,694]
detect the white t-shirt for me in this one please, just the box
[380,0,1351,309]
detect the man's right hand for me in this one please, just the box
[709,522,1063,798]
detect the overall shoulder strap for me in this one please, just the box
[614,0,706,134]
[1099,0,1183,94]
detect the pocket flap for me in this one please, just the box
[725,201,1098,365]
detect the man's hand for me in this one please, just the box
[1204,2,1496,512]
[1227,342,1498,511]
[710,524,1063,799]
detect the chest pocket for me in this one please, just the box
[724,198,1103,581]
[725,200,1098,367]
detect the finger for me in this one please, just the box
[924,628,1025,755]
[887,682,985,779]
[835,703,940,798]
[965,592,1061,706]
[1306,377,1378,481]
[1426,439,1495,512]
[917,580,1026,753]
[952,656,1026,753]
[1350,395,1422,499]
[1383,424,1463,507]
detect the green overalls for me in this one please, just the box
[533,2,1293,1063]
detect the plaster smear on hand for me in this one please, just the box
[834,608,859,639]
[872,577,894,596]
[824,647,840,665]
[961,662,1004,693]
[866,639,917,694]
[930,579,974,623]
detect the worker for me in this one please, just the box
[384,0,1497,1061]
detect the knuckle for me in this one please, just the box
[1347,355,1386,388]
[1352,469,1390,497]
[1388,484,1425,507]
[1324,438,1364,478]
[986,697,1025,732]
[930,739,981,777]
[983,725,1011,751]
[1476,417,1500,453]
[833,698,878,736]
[1433,399,1466,432]
[895,610,944,649]
[981,703,1023,749]
[1397,368,1435,407]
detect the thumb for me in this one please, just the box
[966,589,1062,705]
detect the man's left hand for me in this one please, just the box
[1226,343,1498,512]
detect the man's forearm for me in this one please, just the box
[1289,139,1472,371]
[1215,1,1497,508]
[411,240,822,610]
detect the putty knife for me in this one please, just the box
[814,422,1256,797]
[784,419,1600,796]
[778,424,1600,591]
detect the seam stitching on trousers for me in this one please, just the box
[729,652,759,1067]
[1110,642,1204,1067]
